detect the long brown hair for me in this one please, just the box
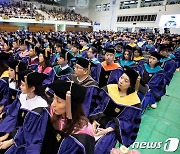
[51,103,88,137]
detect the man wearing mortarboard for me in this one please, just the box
[159,44,177,85]
[51,49,74,81]
[70,41,82,67]
[114,42,124,61]
[12,38,20,54]
[91,47,123,88]
[142,37,155,52]
[66,57,99,117]
[68,57,98,87]
[101,35,111,49]
[127,37,137,48]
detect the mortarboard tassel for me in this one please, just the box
[17,39,19,46]
[24,75,29,93]
[88,62,91,75]
[65,52,68,61]
[135,76,141,92]
[45,48,48,58]
[15,61,21,88]
[65,81,73,119]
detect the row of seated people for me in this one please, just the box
[0,1,91,22]
[0,31,179,153]
[0,1,43,20]
[44,9,92,23]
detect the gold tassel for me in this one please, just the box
[135,76,141,92]
[15,66,18,81]
[15,61,20,87]
[45,48,48,58]
[88,62,91,75]
[65,52,68,61]
[66,91,72,119]
[65,81,73,119]
[24,75,28,93]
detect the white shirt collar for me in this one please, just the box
[20,94,48,111]
[31,56,38,61]
[61,64,69,70]
[9,79,16,89]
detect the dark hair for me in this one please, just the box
[122,50,133,61]
[127,86,135,95]
[51,103,88,137]
[134,47,143,56]
[89,46,98,56]
[56,43,62,48]
[28,84,49,102]
[148,58,160,68]
[0,62,8,77]
[40,55,51,73]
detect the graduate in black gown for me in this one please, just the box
[91,47,123,88]
[138,52,166,109]
[0,72,49,153]
[65,57,99,117]
[159,44,177,85]
[119,45,136,70]
[41,80,95,154]
[89,66,142,154]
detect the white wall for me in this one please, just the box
[87,0,180,33]
[66,0,89,17]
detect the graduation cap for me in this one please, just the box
[67,40,72,45]
[59,49,74,61]
[0,52,11,61]
[104,47,116,54]
[17,71,48,91]
[76,57,90,69]
[80,35,88,43]
[8,60,27,83]
[91,41,102,52]
[40,48,52,60]
[159,44,173,52]
[49,79,87,119]
[103,35,109,40]
[24,40,31,48]
[72,41,82,49]
[2,37,13,49]
[2,37,8,44]
[7,60,27,72]
[123,66,140,92]
[30,44,42,55]
[13,38,20,46]
[150,51,163,60]
[115,42,123,47]
[125,45,135,52]
[32,37,38,45]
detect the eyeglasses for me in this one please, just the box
[74,65,84,70]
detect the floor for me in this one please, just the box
[116,71,180,154]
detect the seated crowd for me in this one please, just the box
[44,9,92,23]
[0,1,44,20]
[0,1,92,23]
[0,30,179,153]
